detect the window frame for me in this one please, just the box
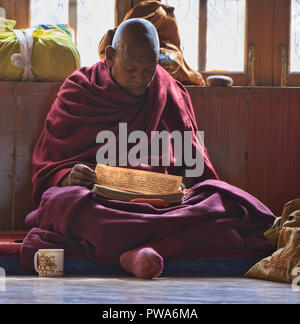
[274,0,300,86]
[0,0,138,29]
[198,0,249,86]
[200,0,300,86]
[198,0,300,86]
[1,0,300,86]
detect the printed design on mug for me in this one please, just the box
[38,252,57,275]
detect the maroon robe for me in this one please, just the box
[20,60,275,270]
[31,60,217,207]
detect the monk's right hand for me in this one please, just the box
[60,164,98,188]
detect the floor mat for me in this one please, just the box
[0,233,265,276]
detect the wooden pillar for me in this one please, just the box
[116,0,156,25]
[247,0,274,86]
[0,0,29,28]
[132,0,146,5]
[116,0,133,25]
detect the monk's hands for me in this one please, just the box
[61,164,98,188]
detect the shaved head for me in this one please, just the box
[112,18,160,59]
[106,18,160,96]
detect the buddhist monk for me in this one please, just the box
[59,19,203,188]
[59,19,160,186]
[21,19,275,279]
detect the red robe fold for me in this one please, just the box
[21,60,275,271]
[21,180,275,270]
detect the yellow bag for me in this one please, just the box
[0,17,80,81]
[245,198,300,284]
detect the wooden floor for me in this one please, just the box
[0,275,298,304]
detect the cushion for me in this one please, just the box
[245,198,300,283]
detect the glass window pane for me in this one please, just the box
[206,0,246,71]
[161,0,199,71]
[290,0,300,72]
[30,0,115,68]
[30,0,69,26]
[77,0,115,67]
[0,7,5,19]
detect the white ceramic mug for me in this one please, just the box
[34,249,64,277]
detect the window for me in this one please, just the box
[160,0,199,71]
[162,0,300,86]
[76,0,115,67]
[274,0,300,86]
[30,0,115,67]
[205,0,246,72]
[162,0,246,74]
[0,6,5,19]
[2,0,300,86]
[290,0,300,72]
[30,0,69,26]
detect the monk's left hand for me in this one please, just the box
[60,164,98,188]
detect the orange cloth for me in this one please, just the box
[98,0,205,86]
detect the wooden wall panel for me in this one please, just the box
[0,81,61,230]
[248,88,300,216]
[0,83,15,230]
[0,82,299,229]
[186,87,248,191]
[13,83,61,230]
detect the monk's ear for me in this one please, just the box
[105,46,116,67]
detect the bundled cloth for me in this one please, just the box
[245,198,300,284]
[98,0,205,86]
[0,17,80,81]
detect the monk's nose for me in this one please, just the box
[133,72,146,84]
